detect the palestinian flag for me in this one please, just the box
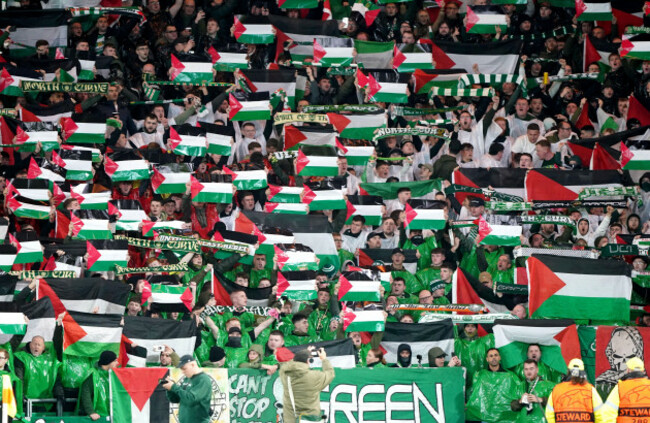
[59,118,106,144]
[0,67,41,96]
[451,167,527,203]
[380,320,454,365]
[345,200,383,226]
[51,149,93,181]
[524,169,625,202]
[15,128,59,153]
[339,144,374,166]
[0,313,26,337]
[69,185,110,210]
[62,311,122,357]
[0,10,68,58]
[9,233,42,264]
[110,367,170,423]
[360,179,444,199]
[474,216,521,247]
[78,59,95,80]
[240,69,296,108]
[122,316,197,364]
[6,196,51,220]
[628,95,650,126]
[583,35,618,72]
[621,143,650,170]
[338,272,381,301]
[110,201,149,232]
[0,245,16,271]
[21,297,56,346]
[206,132,233,156]
[394,43,434,73]
[141,221,187,237]
[39,58,77,82]
[611,0,644,37]
[313,38,354,67]
[278,0,318,8]
[527,254,631,322]
[167,127,207,156]
[169,55,213,84]
[287,338,357,368]
[576,0,612,21]
[208,47,248,71]
[37,277,131,316]
[465,7,508,34]
[222,167,267,190]
[431,39,522,75]
[343,310,384,332]
[63,144,101,162]
[141,283,193,312]
[274,244,319,271]
[327,112,386,140]
[404,204,446,230]
[351,0,381,26]
[71,214,112,240]
[412,69,468,94]
[358,249,418,273]
[620,35,650,60]
[190,177,232,203]
[364,73,408,104]
[302,186,346,210]
[354,39,394,69]
[265,202,309,215]
[452,267,517,314]
[151,168,191,194]
[233,16,274,44]
[494,319,581,374]
[284,125,337,150]
[105,157,150,182]
[19,101,72,123]
[86,240,128,272]
[228,93,270,121]
[268,185,303,203]
[276,271,317,300]
[296,149,339,177]
[270,15,340,62]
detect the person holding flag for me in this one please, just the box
[79,350,119,421]
[545,359,607,423]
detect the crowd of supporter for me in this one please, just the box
[0,0,650,421]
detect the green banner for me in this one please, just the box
[20,81,109,93]
[578,325,597,384]
[9,270,76,279]
[600,243,639,257]
[273,112,329,124]
[228,367,465,422]
[114,263,188,275]
[391,105,464,118]
[372,127,449,142]
[302,104,384,113]
[157,234,252,254]
[114,234,201,253]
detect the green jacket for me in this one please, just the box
[14,350,61,399]
[466,369,524,423]
[79,364,110,416]
[510,377,556,423]
[167,371,213,423]
[279,359,335,423]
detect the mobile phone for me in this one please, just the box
[341,18,349,29]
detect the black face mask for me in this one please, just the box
[398,354,411,367]
[642,182,650,192]
[226,336,242,348]
[410,235,424,245]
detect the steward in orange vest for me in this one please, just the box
[604,357,650,423]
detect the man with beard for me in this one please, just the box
[128,113,165,149]
[513,344,563,384]
[466,348,524,422]
[511,359,556,423]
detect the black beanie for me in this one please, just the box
[210,346,226,362]
[98,350,117,366]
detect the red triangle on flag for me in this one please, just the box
[141,281,152,306]
[113,368,169,412]
[575,102,592,129]
[628,95,650,126]
[207,46,220,64]
[8,233,20,253]
[51,183,66,206]
[590,143,620,170]
[55,48,65,59]
[527,256,567,317]
[404,203,418,227]
[430,42,456,69]
[15,126,29,144]
[6,196,21,214]
[55,210,71,239]
[284,125,307,150]
[335,138,348,153]
[554,324,582,367]
[107,202,121,218]
[167,127,182,151]
[472,216,492,243]
[454,269,484,309]
[366,74,381,98]
[264,202,279,213]
[51,150,66,168]
[525,170,580,201]
[268,184,283,199]
[211,271,233,306]
[575,0,587,18]
[222,165,237,180]
[342,308,356,330]
[43,255,57,271]
[274,245,289,269]
[276,272,289,296]
[104,156,118,176]
[326,113,351,133]
[190,176,204,199]
[70,214,84,237]
[583,36,601,72]
[62,312,88,351]
[0,68,14,92]
[392,45,406,69]
[169,55,185,80]
[27,157,43,178]
[356,69,368,88]
[37,279,67,317]
[180,287,194,311]
[233,16,247,40]
[337,274,352,300]
[295,149,310,174]
[150,168,165,192]
[301,185,316,204]
[141,221,155,236]
[86,241,101,269]
[228,94,243,119]
[465,7,480,32]
[313,39,326,64]
[621,142,634,168]
[345,200,357,221]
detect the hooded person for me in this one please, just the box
[279,346,334,423]
[603,357,650,422]
[223,326,249,369]
[454,323,495,389]
[574,206,613,247]
[79,350,119,419]
[392,343,413,368]
[545,359,606,423]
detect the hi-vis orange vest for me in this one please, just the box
[552,381,595,423]
[617,378,650,423]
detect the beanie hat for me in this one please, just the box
[275,347,294,363]
[209,346,225,362]
[98,350,117,366]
